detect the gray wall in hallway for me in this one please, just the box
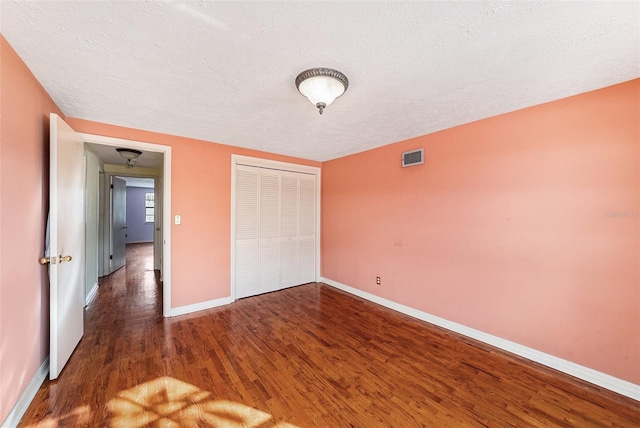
[126,186,154,243]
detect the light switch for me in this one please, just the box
[175,215,181,225]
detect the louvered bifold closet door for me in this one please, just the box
[259,170,281,294]
[299,174,316,284]
[280,172,300,288]
[235,166,259,299]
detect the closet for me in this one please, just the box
[233,159,318,299]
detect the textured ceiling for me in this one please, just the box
[86,142,164,170]
[2,1,639,161]
[118,177,155,189]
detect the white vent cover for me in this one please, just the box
[401,148,424,167]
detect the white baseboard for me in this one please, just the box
[85,283,98,306]
[320,277,640,401]
[170,296,233,317]
[2,356,49,427]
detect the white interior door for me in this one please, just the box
[49,113,86,379]
[154,178,162,273]
[111,176,126,272]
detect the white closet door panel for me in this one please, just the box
[236,240,259,298]
[299,175,316,237]
[299,238,316,283]
[280,173,300,288]
[234,160,317,300]
[280,239,299,288]
[260,241,280,293]
[280,174,298,238]
[235,168,259,241]
[260,172,280,239]
[235,167,260,298]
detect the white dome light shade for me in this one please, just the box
[298,75,345,106]
[295,68,349,115]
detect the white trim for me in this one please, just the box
[162,148,172,317]
[315,169,321,282]
[233,154,320,175]
[80,133,171,154]
[230,155,237,301]
[170,296,234,317]
[2,357,49,427]
[230,154,321,301]
[320,277,640,401]
[85,282,98,306]
[78,133,172,317]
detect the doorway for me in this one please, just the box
[82,134,173,316]
[107,176,157,275]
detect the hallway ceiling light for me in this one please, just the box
[116,148,142,168]
[295,67,348,115]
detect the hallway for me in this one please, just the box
[18,244,640,427]
[93,242,161,325]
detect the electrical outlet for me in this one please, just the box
[376,276,381,285]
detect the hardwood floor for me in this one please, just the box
[19,243,639,427]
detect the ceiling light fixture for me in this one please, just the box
[116,148,142,168]
[295,67,348,115]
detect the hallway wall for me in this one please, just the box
[125,186,154,244]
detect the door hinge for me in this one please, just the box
[110,255,113,259]
[110,184,114,189]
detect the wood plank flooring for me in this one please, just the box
[19,243,640,427]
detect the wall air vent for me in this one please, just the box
[401,148,424,167]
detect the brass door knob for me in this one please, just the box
[59,255,72,263]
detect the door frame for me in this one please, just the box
[80,133,173,317]
[230,154,321,301]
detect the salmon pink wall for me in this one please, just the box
[321,80,639,384]
[65,118,320,308]
[0,36,65,422]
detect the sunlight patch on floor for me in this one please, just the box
[26,404,91,427]
[107,376,297,427]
